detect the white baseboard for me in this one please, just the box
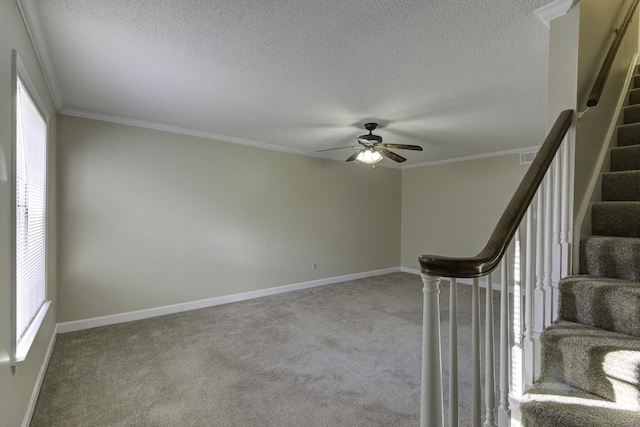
[22,324,57,427]
[57,267,401,333]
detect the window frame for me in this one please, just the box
[10,50,51,365]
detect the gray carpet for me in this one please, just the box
[31,272,500,427]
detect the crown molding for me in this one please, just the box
[15,0,64,111]
[535,0,577,28]
[61,108,537,170]
[59,108,315,155]
[401,145,543,169]
[59,107,404,168]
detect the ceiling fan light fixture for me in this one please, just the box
[356,149,383,164]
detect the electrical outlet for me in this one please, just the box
[312,263,317,271]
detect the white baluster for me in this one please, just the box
[449,278,459,427]
[551,155,562,322]
[498,257,511,427]
[523,208,536,388]
[543,174,553,327]
[420,274,444,427]
[560,138,572,277]
[511,231,524,403]
[472,278,482,427]
[533,188,545,378]
[484,274,496,427]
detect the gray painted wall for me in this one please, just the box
[400,154,530,271]
[57,115,401,322]
[0,1,58,426]
[573,0,639,233]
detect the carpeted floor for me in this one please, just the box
[31,272,500,427]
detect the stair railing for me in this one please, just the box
[585,0,639,109]
[418,109,573,427]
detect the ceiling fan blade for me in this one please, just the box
[345,150,361,162]
[357,138,375,147]
[317,145,359,152]
[384,143,423,151]
[380,148,406,163]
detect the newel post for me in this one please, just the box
[420,273,444,427]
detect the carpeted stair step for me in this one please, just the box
[559,276,640,337]
[623,104,640,124]
[611,144,640,171]
[521,66,640,427]
[630,87,640,105]
[591,201,640,237]
[520,378,640,427]
[602,170,640,200]
[580,235,640,282]
[617,122,640,146]
[539,321,640,409]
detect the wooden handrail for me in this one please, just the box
[586,0,639,108]
[419,110,574,278]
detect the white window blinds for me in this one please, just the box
[13,69,49,363]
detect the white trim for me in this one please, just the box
[59,108,547,171]
[14,302,51,364]
[535,0,576,28]
[401,145,542,169]
[59,108,315,156]
[21,324,57,427]
[57,267,400,333]
[15,52,49,123]
[11,50,51,366]
[400,267,422,275]
[59,108,403,169]
[15,0,64,110]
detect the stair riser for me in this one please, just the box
[602,172,640,201]
[559,277,640,337]
[521,378,640,427]
[580,237,640,282]
[624,106,640,124]
[591,202,640,238]
[611,145,640,171]
[630,88,640,105]
[540,326,640,408]
[617,124,640,146]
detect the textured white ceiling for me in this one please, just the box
[30,0,552,166]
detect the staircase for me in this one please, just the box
[520,72,640,427]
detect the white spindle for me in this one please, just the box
[533,189,545,378]
[420,274,444,427]
[472,278,482,427]
[511,232,524,403]
[560,138,572,277]
[543,174,553,327]
[523,208,536,388]
[498,257,511,426]
[551,156,562,321]
[484,274,496,427]
[449,278,459,427]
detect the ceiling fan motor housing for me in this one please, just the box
[359,123,382,144]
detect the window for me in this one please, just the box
[11,51,50,364]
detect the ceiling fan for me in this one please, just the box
[318,123,423,164]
